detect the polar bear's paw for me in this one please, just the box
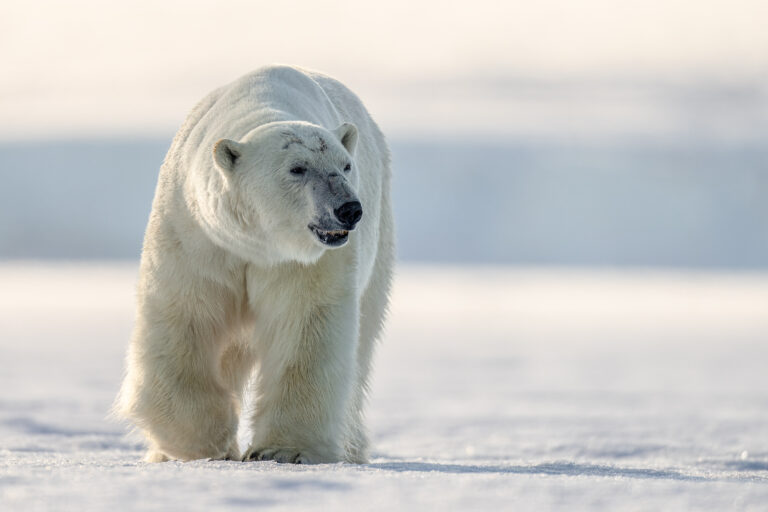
[144,449,170,463]
[243,447,313,464]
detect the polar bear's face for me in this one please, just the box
[209,121,361,264]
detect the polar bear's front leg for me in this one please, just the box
[117,283,244,462]
[244,294,359,464]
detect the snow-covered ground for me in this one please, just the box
[1,263,767,511]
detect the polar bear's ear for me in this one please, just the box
[334,123,358,155]
[213,139,245,175]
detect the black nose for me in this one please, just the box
[334,201,363,229]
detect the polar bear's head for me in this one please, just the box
[204,121,361,264]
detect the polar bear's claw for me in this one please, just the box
[244,447,307,464]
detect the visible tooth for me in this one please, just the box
[318,229,349,238]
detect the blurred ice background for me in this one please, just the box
[1,0,767,266]
[1,1,767,510]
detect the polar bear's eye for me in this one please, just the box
[290,166,307,175]
[343,163,351,172]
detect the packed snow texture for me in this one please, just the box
[1,263,767,510]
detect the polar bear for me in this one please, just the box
[115,65,394,464]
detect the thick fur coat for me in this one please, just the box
[115,65,394,464]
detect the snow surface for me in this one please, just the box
[1,263,767,511]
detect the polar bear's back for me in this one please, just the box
[300,68,389,161]
[165,65,387,179]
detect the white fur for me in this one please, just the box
[115,65,394,464]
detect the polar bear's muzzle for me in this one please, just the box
[308,200,363,247]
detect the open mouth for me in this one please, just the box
[309,225,349,247]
